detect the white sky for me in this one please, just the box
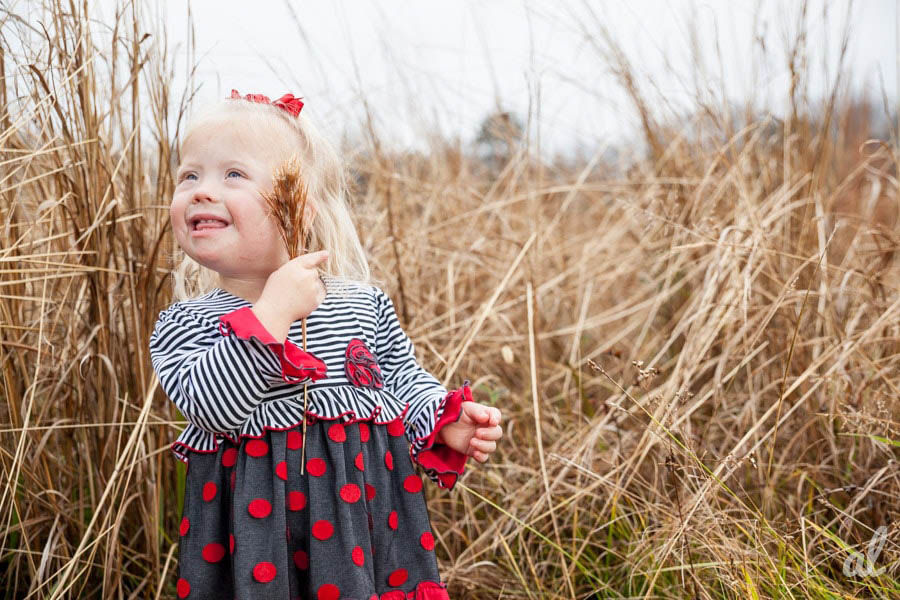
[84,1,900,157]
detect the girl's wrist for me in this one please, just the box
[251,298,293,343]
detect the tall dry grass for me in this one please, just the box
[1,1,898,598]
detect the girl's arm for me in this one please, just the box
[374,288,470,489]
[149,304,326,434]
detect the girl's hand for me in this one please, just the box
[436,401,503,463]
[259,250,328,321]
[252,250,328,342]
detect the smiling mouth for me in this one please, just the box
[192,218,230,231]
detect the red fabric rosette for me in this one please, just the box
[344,338,384,389]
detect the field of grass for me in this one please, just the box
[1,1,898,598]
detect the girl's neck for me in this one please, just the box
[218,275,268,304]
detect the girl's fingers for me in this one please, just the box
[479,406,500,426]
[475,425,503,441]
[467,403,501,427]
[469,438,496,454]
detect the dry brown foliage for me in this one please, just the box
[0,1,898,599]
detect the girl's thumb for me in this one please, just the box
[300,249,329,265]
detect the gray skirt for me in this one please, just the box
[174,415,451,600]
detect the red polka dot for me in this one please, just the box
[384,451,394,470]
[365,483,376,501]
[176,578,190,598]
[229,534,235,553]
[245,439,269,457]
[312,520,334,540]
[275,461,288,480]
[293,549,309,569]
[388,510,398,530]
[253,561,277,583]
[202,481,217,502]
[340,483,361,503]
[420,531,435,550]
[351,545,365,566]
[179,517,190,536]
[222,447,237,467]
[327,423,346,442]
[354,452,365,471]
[202,542,225,563]
[286,430,303,450]
[403,474,423,493]
[287,491,307,511]
[317,583,340,600]
[359,422,370,442]
[307,458,326,476]
[387,568,408,587]
[386,419,405,436]
[248,498,272,518]
[230,470,236,490]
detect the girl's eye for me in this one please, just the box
[179,172,197,182]
[226,170,244,179]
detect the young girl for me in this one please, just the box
[149,90,503,600]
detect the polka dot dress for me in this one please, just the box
[176,416,450,599]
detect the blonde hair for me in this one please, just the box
[170,98,371,301]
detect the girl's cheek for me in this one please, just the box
[169,199,189,238]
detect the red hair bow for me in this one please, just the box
[229,89,304,117]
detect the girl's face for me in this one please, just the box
[171,116,298,280]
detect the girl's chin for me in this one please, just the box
[180,246,282,275]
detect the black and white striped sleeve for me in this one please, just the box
[373,288,471,489]
[149,304,326,435]
[373,289,447,438]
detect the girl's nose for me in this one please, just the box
[190,182,217,204]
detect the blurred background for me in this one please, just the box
[91,0,900,155]
[1,1,898,598]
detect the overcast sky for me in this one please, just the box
[113,1,897,158]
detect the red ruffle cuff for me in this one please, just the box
[218,307,328,384]
[411,383,474,490]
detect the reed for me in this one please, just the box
[263,156,310,260]
[262,156,314,474]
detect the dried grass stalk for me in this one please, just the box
[263,155,314,472]
[263,155,310,259]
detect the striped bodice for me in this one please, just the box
[149,278,449,463]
